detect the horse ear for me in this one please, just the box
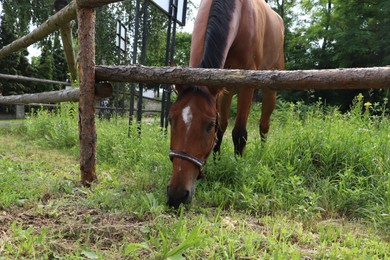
[173,84,186,95]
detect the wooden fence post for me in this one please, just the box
[55,0,78,82]
[76,2,97,185]
[15,105,25,119]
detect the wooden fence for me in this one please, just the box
[0,0,389,184]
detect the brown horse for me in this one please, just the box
[167,0,285,208]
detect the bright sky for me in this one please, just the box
[181,0,201,32]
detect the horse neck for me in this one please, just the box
[190,0,242,69]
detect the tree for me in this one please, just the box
[95,4,118,65]
[173,32,191,66]
[35,39,54,92]
[279,0,390,109]
[144,3,169,66]
[0,4,34,96]
[331,0,389,68]
[52,32,68,83]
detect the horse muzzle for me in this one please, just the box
[167,150,206,208]
[167,183,195,208]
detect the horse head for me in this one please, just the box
[167,84,221,208]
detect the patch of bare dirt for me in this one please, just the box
[1,203,149,256]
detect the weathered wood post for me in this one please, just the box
[76,0,97,185]
[15,105,25,119]
[55,0,78,82]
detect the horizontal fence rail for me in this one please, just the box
[2,66,389,105]
[0,88,79,104]
[0,73,71,86]
[0,82,112,104]
[76,0,123,8]
[95,65,390,90]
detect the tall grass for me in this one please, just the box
[8,96,389,233]
[205,98,389,225]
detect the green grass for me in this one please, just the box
[0,98,389,259]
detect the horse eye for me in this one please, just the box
[206,121,215,133]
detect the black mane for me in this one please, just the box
[198,0,236,69]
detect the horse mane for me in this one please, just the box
[176,85,214,104]
[198,0,236,69]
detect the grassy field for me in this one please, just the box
[0,97,389,259]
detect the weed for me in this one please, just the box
[124,208,206,259]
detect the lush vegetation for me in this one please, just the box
[0,97,389,258]
[1,0,389,107]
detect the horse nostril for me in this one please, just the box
[184,190,190,201]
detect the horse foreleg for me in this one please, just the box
[259,87,276,140]
[233,87,255,156]
[214,90,234,158]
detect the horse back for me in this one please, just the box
[190,0,284,71]
[227,0,284,70]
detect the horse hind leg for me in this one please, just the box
[232,87,255,156]
[259,87,276,140]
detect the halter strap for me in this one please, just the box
[169,150,205,169]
